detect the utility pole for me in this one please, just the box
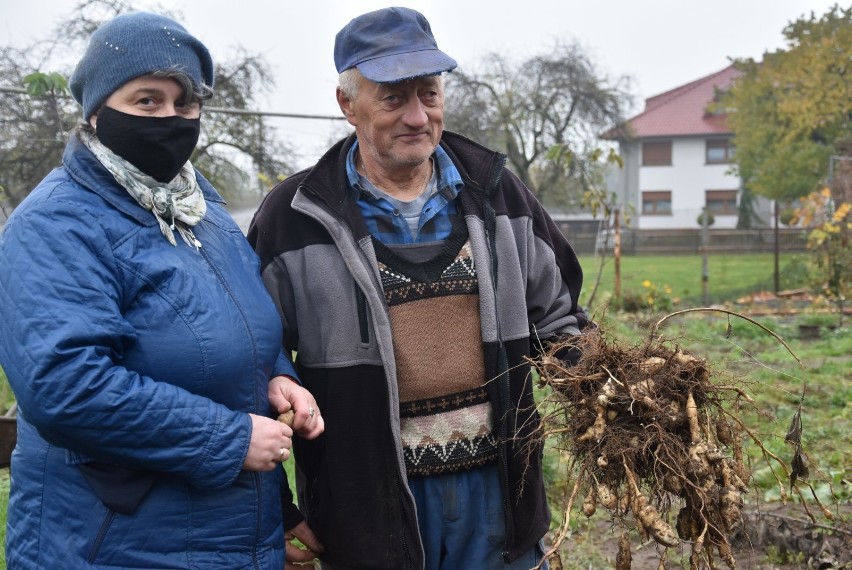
[773,200,780,295]
[613,208,622,304]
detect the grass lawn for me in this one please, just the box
[578,252,811,308]
[0,367,9,569]
[0,470,6,568]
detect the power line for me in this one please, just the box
[0,85,345,121]
[203,106,344,121]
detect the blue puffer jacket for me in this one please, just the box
[0,134,292,569]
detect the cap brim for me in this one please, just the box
[356,49,458,83]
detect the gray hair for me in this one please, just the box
[338,67,361,100]
[337,67,445,100]
[149,69,214,107]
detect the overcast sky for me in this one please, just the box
[2,0,839,168]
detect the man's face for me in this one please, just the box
[339,74,444,176]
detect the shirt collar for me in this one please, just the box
[345,139,464,201]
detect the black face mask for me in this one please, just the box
[95,106,201,183]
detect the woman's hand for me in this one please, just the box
[268,376,324,439]
[243,413,292,471]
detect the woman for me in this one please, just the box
[0,12,322,568]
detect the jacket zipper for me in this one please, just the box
[296,184,423,566]
[87,509,116,563]
[496,345,514,563]
[395,475,414,569]
[252,470,262,569]
[197,245,264,567]
[482,194,515,563]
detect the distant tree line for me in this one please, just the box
[4,2,845,225]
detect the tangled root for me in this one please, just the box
[534,327,755,568]
[529,308,839,570]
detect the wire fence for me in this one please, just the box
[557,224,808,256]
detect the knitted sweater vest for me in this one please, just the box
[373,228,498,477]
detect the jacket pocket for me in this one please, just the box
[355,282,370,346]
[87,509,116,563]
[77,462,159,515]
[69,449,158,515]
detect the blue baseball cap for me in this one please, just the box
[334,7,457,83]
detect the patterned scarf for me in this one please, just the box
[81,131,206,249]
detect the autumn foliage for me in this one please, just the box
[723,5,851,203]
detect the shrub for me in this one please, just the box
[697,211,715,227]
[0,367,12,414]
[619,280,675,313]
[794,188,850,323]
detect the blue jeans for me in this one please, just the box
[408,463,546,570]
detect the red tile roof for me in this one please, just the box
[603,65,742,140]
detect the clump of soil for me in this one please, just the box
[532,320,837,570]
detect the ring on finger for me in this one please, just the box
[278,447,286,460]
[308,406,315,419]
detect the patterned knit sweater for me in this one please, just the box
[373,224,498,477]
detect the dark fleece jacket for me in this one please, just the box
[249,131,589,569]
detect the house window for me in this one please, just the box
[706,190,737,215]
[642,141,672,166]
[706,139,734,164]
[642,191,672,215]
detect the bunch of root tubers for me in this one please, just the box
[531,316,826,570]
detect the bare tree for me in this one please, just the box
[444,42,631,210]
[0,49,75,210]
[0,0,296,213]
[193,48,295,205]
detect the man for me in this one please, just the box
[250,7,589,569]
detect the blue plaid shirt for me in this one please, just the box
[346,141,464,244]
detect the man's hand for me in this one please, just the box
[269,376,324,439]
[284,521,324,569]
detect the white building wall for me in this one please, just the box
[638,137,740,229]
[610,141,640,218]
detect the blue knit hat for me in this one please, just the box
[334,7,457,83]
[70,12,214,120]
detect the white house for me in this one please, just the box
[603,65,769,229]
